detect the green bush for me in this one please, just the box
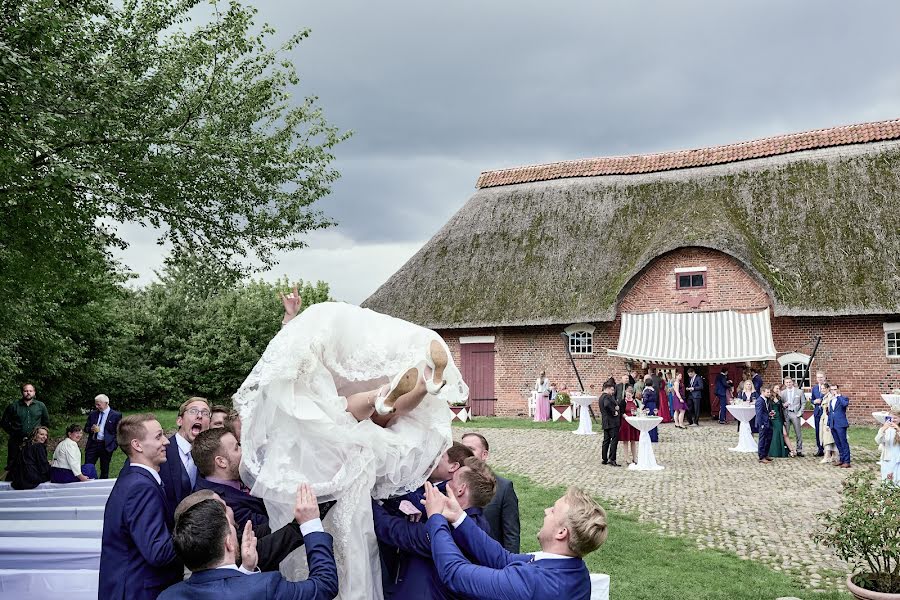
[554,392,571,406]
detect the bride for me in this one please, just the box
[233,289,467,599]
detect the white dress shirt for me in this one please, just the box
[130,462,163,485]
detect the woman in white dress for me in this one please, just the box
[233,291,468,600]
[875,409,900,482]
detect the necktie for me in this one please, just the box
[185,451,197,488]
[97,412,106,439]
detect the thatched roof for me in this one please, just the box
[364,121,900,329]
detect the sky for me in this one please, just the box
[115,0,900,303]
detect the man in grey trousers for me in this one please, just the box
[780,377,805,457]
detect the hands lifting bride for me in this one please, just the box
[234,288,467,599]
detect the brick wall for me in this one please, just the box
[439,247,899,423]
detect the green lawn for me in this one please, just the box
[507,470,848,600]
[456,417,882,452]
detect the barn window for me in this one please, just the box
[564,323,595,356]
[674,267,707,290]
[777,352,811,388]
[886,323,900,358]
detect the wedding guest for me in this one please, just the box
[533,371,551,423]
[209,405,230,429]
[672,372,687,429]
[827,383,851,468]
[780,377,805,457]
[224,410,242,442]
[819,396,837,464]
[600,383,622,467]
[665,372,675,418]
[756,387,774,464]
[736,380,759,433]
[751,367,763,395]
[767,386,790,458]
[9,425,51,489]
[653,370,672,424]
[632,372,644,395]
[875,408,900,482]
[615,375,630,403]
[810,371,827,457]
[715,367,730,424]
[461,433,521,553]
[51,424,95,483]
[618,387,640,464]
[685,368,704,427]
[160,396,211,511]
[423,483,607,600]
[641,377,659,443]
[2,383,49,478]
[84,393,122,479]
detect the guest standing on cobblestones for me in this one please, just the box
[618,387,639,464]
[810,371,827,457]
[780,378,804,457]
[1,383,49,479]
[601,383,622,467]
[756,387,774,464]
[827,383,851,468]
[642,377,659,443]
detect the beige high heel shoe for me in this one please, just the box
[424,340,448,395]
[374,366,419,415]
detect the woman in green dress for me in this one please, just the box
[767,387,790,458]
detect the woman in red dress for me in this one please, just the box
[618,386,640,464]
[656,371,672,423]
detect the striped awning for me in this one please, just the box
[607,309,777,366]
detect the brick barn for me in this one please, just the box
[364,119,900,423]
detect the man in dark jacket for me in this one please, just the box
[461,432,520,553]
[84,393,122,479]
[600,383,623,467]
[2,383,49,478]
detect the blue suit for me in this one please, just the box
[373,499,489,599]
[159,434,193,513]
[100,465,182,600]
[427,514,591,600]
[752,374,763,395]
[811,384,826,454]
[715,373,729,422]
[158,531,338,600]
[641,387,658,442]
[84,408,122,479]
[755,395,772,461]
[827,395,851,465]
[195,476,269,532]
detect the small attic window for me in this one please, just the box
[675,266,707,290]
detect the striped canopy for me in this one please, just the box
[608,309,777,366]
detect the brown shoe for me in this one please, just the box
[833,462,846,467]
[839,463,851,468]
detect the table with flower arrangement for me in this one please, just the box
[624,415,664,471]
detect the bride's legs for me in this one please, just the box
[345,366,427,423]
[345,388,379,422]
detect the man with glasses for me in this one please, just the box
[160,396,211,511]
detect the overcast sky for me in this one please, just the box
[115,0,900,303]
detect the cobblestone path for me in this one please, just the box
[460,423,879,591]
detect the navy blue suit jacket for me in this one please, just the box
[752,374,763,395]
[195,476,269,531]
[483,476,520,553]
[811,385,826,412]
[159,434,193,512]
[373,500,489,599]
[827,395,850,429]
[714,373,729,397]
[427,514,591,600]
[158,531,338,600]
[755,396,771,430]
[687,374,704,399]
[100,465,182,600]
[85,408,122,453]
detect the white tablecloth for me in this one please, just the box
[0,569,98,600]
[0,538,100,569]
[0,495,107,508]
[624,416,664,471]
[726,404,758,453]
[590,573,610,600]
[572,395,598,435]
[0,520,103,538]
[0,507,104,521]
[0,479,115,492]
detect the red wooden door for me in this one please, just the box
[460,343,496,417]
[709,364,743,421]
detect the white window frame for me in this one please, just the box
[777,352,811,388]
[564,323,595,356]
[885,323,900,358]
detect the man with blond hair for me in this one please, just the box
[373,456,496,599]
[159,396,211,511]
[424,484,607,599]
[100,413,182,600]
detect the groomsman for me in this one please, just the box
[423,483,607,600]
[780,378,805,457]
[756,388,774,464]
[810,371,827,456]
[600,383,622,467]
[159,396,211,511]
[751,367,763,395]
[715,368,730,424]
[827,383,851,468]
[686,368,704,426]
[84,394,122,479]
[461,433,521,553]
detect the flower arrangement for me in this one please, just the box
[553,392,571,406]
[448,398,469,407]
[632,397,648,417]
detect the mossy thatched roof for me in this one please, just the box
[364,137,900,329]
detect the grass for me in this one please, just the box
[456,417,882,452]
[506,469,848,600]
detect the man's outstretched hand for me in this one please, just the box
[294,482,320,525]
[279,284,303,325]
[241,520,258,572]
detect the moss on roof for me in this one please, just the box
[364,141,900,328]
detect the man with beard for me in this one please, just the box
[1,383,49,478]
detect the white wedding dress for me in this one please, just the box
[233,302,466,600]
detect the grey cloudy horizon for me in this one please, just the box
[115,0,900,302]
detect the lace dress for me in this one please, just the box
[233,302,466,599]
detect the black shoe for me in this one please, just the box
[609,461,621,467]
[796,452,804,457]
[601,460,608,465]
[814,451,824,457]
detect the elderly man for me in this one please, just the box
[84,393,122,479]
[423,483,607,600]
[159,483,338,600]
[461,432,520,553]
[1,383,50,477]
[780,378,805,457]
[372,457,497,600]
[100,413,182,599]
[159,396,211,511]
